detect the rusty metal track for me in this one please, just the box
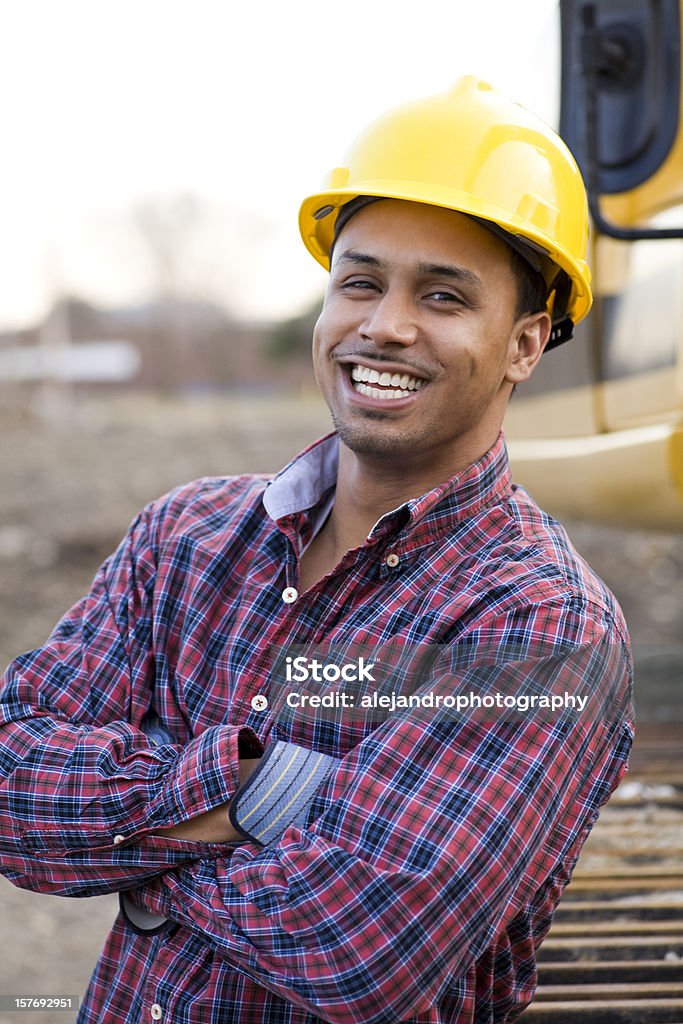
[519,723,683,1023]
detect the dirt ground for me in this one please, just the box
[0,391,681,1022]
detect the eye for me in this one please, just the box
[343,278,377,289]
[339,278,380,294]
[425,290,464,305]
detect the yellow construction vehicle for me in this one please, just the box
[506,0,683,529]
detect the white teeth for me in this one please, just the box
[349,364,426,395]
[354,382,413,400]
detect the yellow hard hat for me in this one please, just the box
[299,76,592,346]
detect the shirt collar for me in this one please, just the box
[263,431,512,536]
[398,432,513,533]
[262,432,339,522]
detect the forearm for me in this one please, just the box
[151,758,262,843]
[0,713,256,896]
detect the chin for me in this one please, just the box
[334,418,428,459]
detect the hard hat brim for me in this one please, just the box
[299,183,592,327]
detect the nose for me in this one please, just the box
[360,288,418,347]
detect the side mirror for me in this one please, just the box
[560,0,683,240]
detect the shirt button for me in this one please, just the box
[282,586,298,604]
[113,834,126,845]
[150,1004,162,1021]
[385,552,400,568]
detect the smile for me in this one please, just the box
[350,364,427,401]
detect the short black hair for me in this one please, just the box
[509,248,549,319]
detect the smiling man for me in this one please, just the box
[0,78,633,1024]
[300,199,551,589]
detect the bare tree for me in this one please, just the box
[133,192,205,301]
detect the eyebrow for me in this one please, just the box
[336,250,385,269]
[335,250,484,291]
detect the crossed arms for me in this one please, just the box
[0,501,633,1024]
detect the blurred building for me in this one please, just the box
[0,297,315,402]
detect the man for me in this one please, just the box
[0,77,633,1023]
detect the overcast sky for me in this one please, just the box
[0,0,560,330]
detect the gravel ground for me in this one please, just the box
[0,391,681,1021]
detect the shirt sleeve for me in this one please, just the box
[129,600,634,1024]
[0,501,256,898]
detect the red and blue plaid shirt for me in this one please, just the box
[0,432,633,1023]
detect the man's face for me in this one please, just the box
[312,199,548,474]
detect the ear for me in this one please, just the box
[504,311,552,385]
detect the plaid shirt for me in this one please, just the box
[0,432,634,1024]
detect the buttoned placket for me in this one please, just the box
[281,523,302,606]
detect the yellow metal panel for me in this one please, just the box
[505,386,597,439]
[508,424,683,530]
[670,424,683,501]
[602,369,682,430]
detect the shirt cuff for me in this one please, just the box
[228,740,340,846]
[150,724,263,830]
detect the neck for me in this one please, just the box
[328,435,496,553]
